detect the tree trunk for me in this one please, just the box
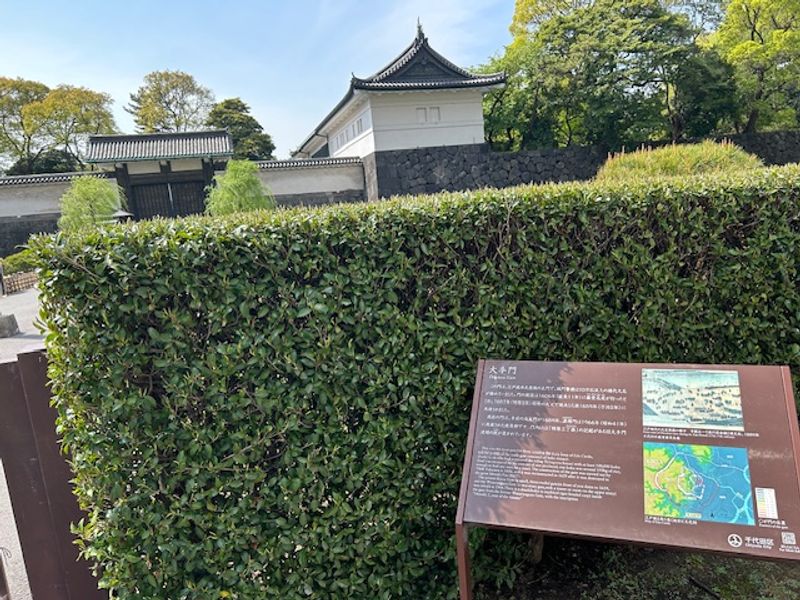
[744,109,759,134]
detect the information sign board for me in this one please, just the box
[456,360,800,599]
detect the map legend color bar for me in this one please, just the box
[756,487,779,519]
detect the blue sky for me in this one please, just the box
[1,0,513,158]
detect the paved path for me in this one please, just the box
[0,288,44,363]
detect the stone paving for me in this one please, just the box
[0,287,44,363]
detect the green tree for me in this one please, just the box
[509,0,727,37]
[0,78,116,173]
[0,77,50,173]
[58,176,125,232]
[126,70,214,133]
[205,160,274,216]
[668,49,739,139]
[664,0,728,31]
[481,44,559,150]
[709,0,800,132]
[492,0,699,149]
[206,98,275,160]
[25,85,116,167]
[488,0,737,149]
[509,0,590,37]
[6,149,79,175]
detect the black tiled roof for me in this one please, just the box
[256,157,362,170]
[0,171,112,187]
[87,130,233,163]
[295,26,505,156]
[352,26,505,90]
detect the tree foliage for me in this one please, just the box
[5,149,80,175]
[0,77,49,169]
[0,78,114,173]
[58,176,125,232]
[205,160,274,216]
[668,49,739,139]
[488,0,713,149]
[25,85,116,164]
[488,0,775,150]
[709,0,800,132]
[206,98,275,160]
[126,70,215,133]
[509,0,589,36]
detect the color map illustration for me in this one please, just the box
[644,442,754,525]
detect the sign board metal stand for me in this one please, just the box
[455,362,483,599]
[457,359,800,599]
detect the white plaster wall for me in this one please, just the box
[126,159,203,174]
[0,183,68,217]
[329,106,375,158]
[126,161,161,175]
[330,131,375,159]
[0,460,33,600]
[369,90,486,151]
[253,164,364,196]
[170,158,204,172]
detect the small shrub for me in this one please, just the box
[205,160,274,216]
[0,248,36,275]
[58,176,125,232]
[1,248,36,275]
[595,140,764,182]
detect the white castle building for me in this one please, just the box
[294,25,505,160]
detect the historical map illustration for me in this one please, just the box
[643,442,755,526]
[642,369,744,431]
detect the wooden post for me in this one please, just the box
[114,164,135,218]
[456,523,473,600]
[455,360,485,600]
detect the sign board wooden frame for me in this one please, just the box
[456,360,800,599]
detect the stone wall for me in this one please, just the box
[0,213,59,257]
[366,130,800,200]
[366,143,606,199]
[724,130,800,165]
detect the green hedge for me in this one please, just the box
[1,247,36,275]
[33,165,800,599]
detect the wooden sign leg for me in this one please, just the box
[456,523,473,600]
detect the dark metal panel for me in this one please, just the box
[0,360,66,600]
[18,350,106,600]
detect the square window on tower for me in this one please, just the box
[417,107,427,124]
[429,107,441,123]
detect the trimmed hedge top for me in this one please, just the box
[595,140,764,182]
[1,247,36,275]
[34,165,800,599]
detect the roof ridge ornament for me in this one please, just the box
[416,18,425,41]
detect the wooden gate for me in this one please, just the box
[130,180,207,220]
[0,350,105,600]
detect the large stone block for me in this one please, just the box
[0,313,19,338]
